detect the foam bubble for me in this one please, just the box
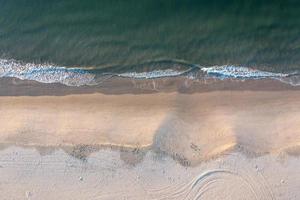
[118,69,191,79]
[201,65,288,79]
[1,59,299,87]
[0,59,96,86]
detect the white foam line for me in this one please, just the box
[201,65,288,79]
[117,69,190,79]
[0,59,96,86]
[1,58,299,87]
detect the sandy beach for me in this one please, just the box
[1,89,300,160]
[0,77,300,199]
[1,146,299,200]
[2,1,300,199]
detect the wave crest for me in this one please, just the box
[201,65,288,79]
[1,58,300,87]
[117,69,191,79]
[0,59,96,86]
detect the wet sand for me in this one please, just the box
[0,77,300,199]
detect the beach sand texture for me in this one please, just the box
[1,91,300,162]
[0,80,300,199]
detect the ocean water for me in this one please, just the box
[1,0,300,86]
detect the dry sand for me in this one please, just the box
[0,146,299,200]
[1,91,300,163]
[0,78,300,199]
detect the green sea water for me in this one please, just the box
[1,0,300,72]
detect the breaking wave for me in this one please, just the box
[117,69,191,79]
[0,59,196,86]
[201,65,288,79]
[0,59,96,86]
[200,65,300,86]
[0,58,299,87]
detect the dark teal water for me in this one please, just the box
[1,0,300,72]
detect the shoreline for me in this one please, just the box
[0,76,299,97]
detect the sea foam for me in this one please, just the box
[0,59,299,87]
[201,65,288,79]
[0,59,96,86]
[118,69,191,79]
